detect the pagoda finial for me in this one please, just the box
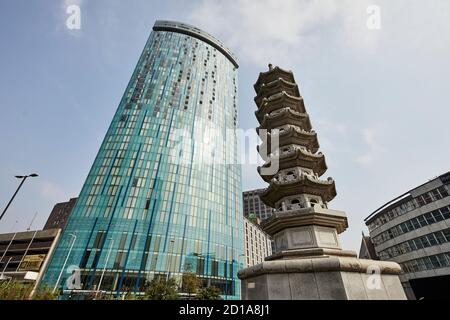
[268,63,273,71]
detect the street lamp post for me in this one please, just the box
[53,233,77,294]
[0,174,39,222]
[0,257,12,280]
[97,238,115,298]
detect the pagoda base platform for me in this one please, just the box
[238,254,407,300]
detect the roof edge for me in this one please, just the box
[153,20,238,68]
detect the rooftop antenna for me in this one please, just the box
[27,211,38,231]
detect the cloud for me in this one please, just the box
[40,181,66,201]
[355,127,383,166]
[187,0,450,66]
[188,0,342,65]
[186,0,397,66]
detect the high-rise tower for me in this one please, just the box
[239,65,406,300]
[42,21,243,299]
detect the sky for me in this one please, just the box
[1,0,450,251]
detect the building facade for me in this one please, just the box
[243,189,273,222]
[44,198,78,231]
[42,20,243,299]
[243,217,272,267]
[365,171,450,299]
[0,229,61,293]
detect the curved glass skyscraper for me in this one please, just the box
[42,20,243,299]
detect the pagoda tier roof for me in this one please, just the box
[260,174,337,207]
[254,66,295,93]
[258,147,328,183]
[258,107,312,132]
[254,78,300,108]
[262,207,348,235]
[255,92,306,123]
[258,125,320,153]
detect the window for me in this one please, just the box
[93,231,106,249]
[431,189,441,201]
[80,250,91,269]
[412,218,421,230]
[119,232,128,249]
[414,238,424,249]
[422,258,432,270]
[417,216,427,227]
[114,252,126,269]
[405,220,414,232]
[420,237,430,248]
[423,193,433,204]
[433,211,444,222]
[438,254,449,267]
[435,231,446,244]
[417,196,426,206]
[429,255,441,268]
[443,229,450,241]
[441,207,450,219]
[427,234,438,246]
[439,186,449,197]
[425,212,435,224]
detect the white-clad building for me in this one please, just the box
[244,217,272,267]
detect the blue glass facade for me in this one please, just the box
[42,21,243,299]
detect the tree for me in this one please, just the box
[143,277,179,300]
[181,272,201,299]
[0,280,30,300]
[196,286,222,300]
[31,284,58,300]
[0,281,57,300]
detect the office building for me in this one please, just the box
[365,171,450,300]
[243,189,273,222]
[42,20,243,299]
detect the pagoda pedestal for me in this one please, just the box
[238,65,406,300]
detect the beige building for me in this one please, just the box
[244,217,272,267]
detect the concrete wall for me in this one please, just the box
[241,271,407,300]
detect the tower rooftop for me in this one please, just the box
[153,20,239,68]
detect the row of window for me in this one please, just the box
[379,228,450,260]
[368,185,450,232]
[401,252,450,274]
[373,205,450,246]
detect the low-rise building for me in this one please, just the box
[358,233,379,260]
[364,171,450,300]
[0,229,61,292]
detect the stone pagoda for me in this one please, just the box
[238,65,406,300]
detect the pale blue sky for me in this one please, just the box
[1,0,450,251]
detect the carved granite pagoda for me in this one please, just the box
[238,65,406,300]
